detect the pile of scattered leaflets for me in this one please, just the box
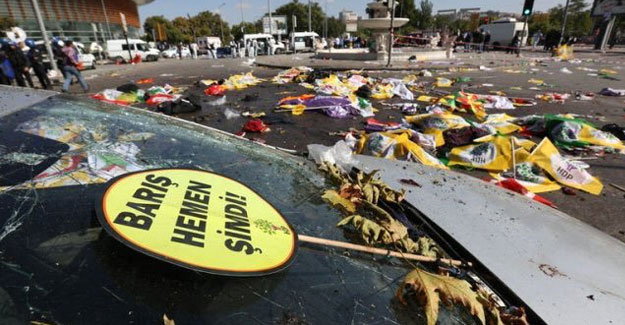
[515,114,625,152]
[277,94,374,118]
[474,94,537,109]
[336,105,624,196]
[92,89,142,106]
[356,129,447,169]
[535,92,570,103]
[271,66,313,84]
[437,92,487,120]
[200,72,265,92]
[314,74,366,97]
[274,69,419,102]
[92,83,183,106]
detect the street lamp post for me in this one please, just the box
[308,0,312,32]
[558,0,570,46]
[30,0,58,72]
[240,0,245,23]
[268,0,273,36]
[218,3,226,44]
[100,0,112,39]
[324,0,328,39]
[387,0,395,67]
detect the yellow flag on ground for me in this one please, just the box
[448,135,513,171]
[528,138,603,195]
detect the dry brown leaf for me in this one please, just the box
[338,183,363,203]
[477,289,504,325]
[322,190,356,213]
[163,314,175,325]
[318,162,344,184]
[337,215,393,244]
[397,268,486,325]
[501,307,529,325]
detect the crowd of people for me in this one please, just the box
[451,29,493,53]
[0,37,89,92]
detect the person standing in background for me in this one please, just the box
[252,39,258,57]
[6,41,33,88]
[190,42,198,59]
[230,40,237,58]
[25,39,51,89]
[463,32,472,52]
[208,42,217,59]
[532,30,542,50]
[483,31,491,52]
[507,33,520,54]
[441,30,452,59]
[90,41,104,60]
[0,39,15,85]
[60,40,88,93]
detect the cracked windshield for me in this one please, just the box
[1,0,625,324]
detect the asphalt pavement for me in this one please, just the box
[64,52,625,243]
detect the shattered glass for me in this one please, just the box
[0,94,477,324]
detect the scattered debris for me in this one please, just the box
[400,179,422,187]
[539,264,567,278]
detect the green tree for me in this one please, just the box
[231,21,261,41]
[417,0,433,30]
[433,14,455,31]
[395,0,433,31]
[547,0,593,38]
[172,17,194,43]
[275,0,325,34]
[396,0,419,33]
[190,11,231,43]
[528,12,553,36]
[326,17,345,38]
[143,15,186,43]
[569,0,588,13]
[144,12,231,44]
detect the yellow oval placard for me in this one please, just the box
[96,169,297,276]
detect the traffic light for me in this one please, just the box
[522,0,534,16]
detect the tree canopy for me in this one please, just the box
[274,1,325,35]
[142,0,614,44]
[143,11,231,44]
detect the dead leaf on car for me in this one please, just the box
[397,268,486,325]
[322,190,356,213]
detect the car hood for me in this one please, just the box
[349,155,625,325]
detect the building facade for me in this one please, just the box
[339,10,358,33]
[0,0,152,43]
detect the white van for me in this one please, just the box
[106,39,160,63]
[74,42,97,70]
[291,32,319,52]
[242,34,285,55]
[479,17,529,49]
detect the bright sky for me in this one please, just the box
[138,0,569,26]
